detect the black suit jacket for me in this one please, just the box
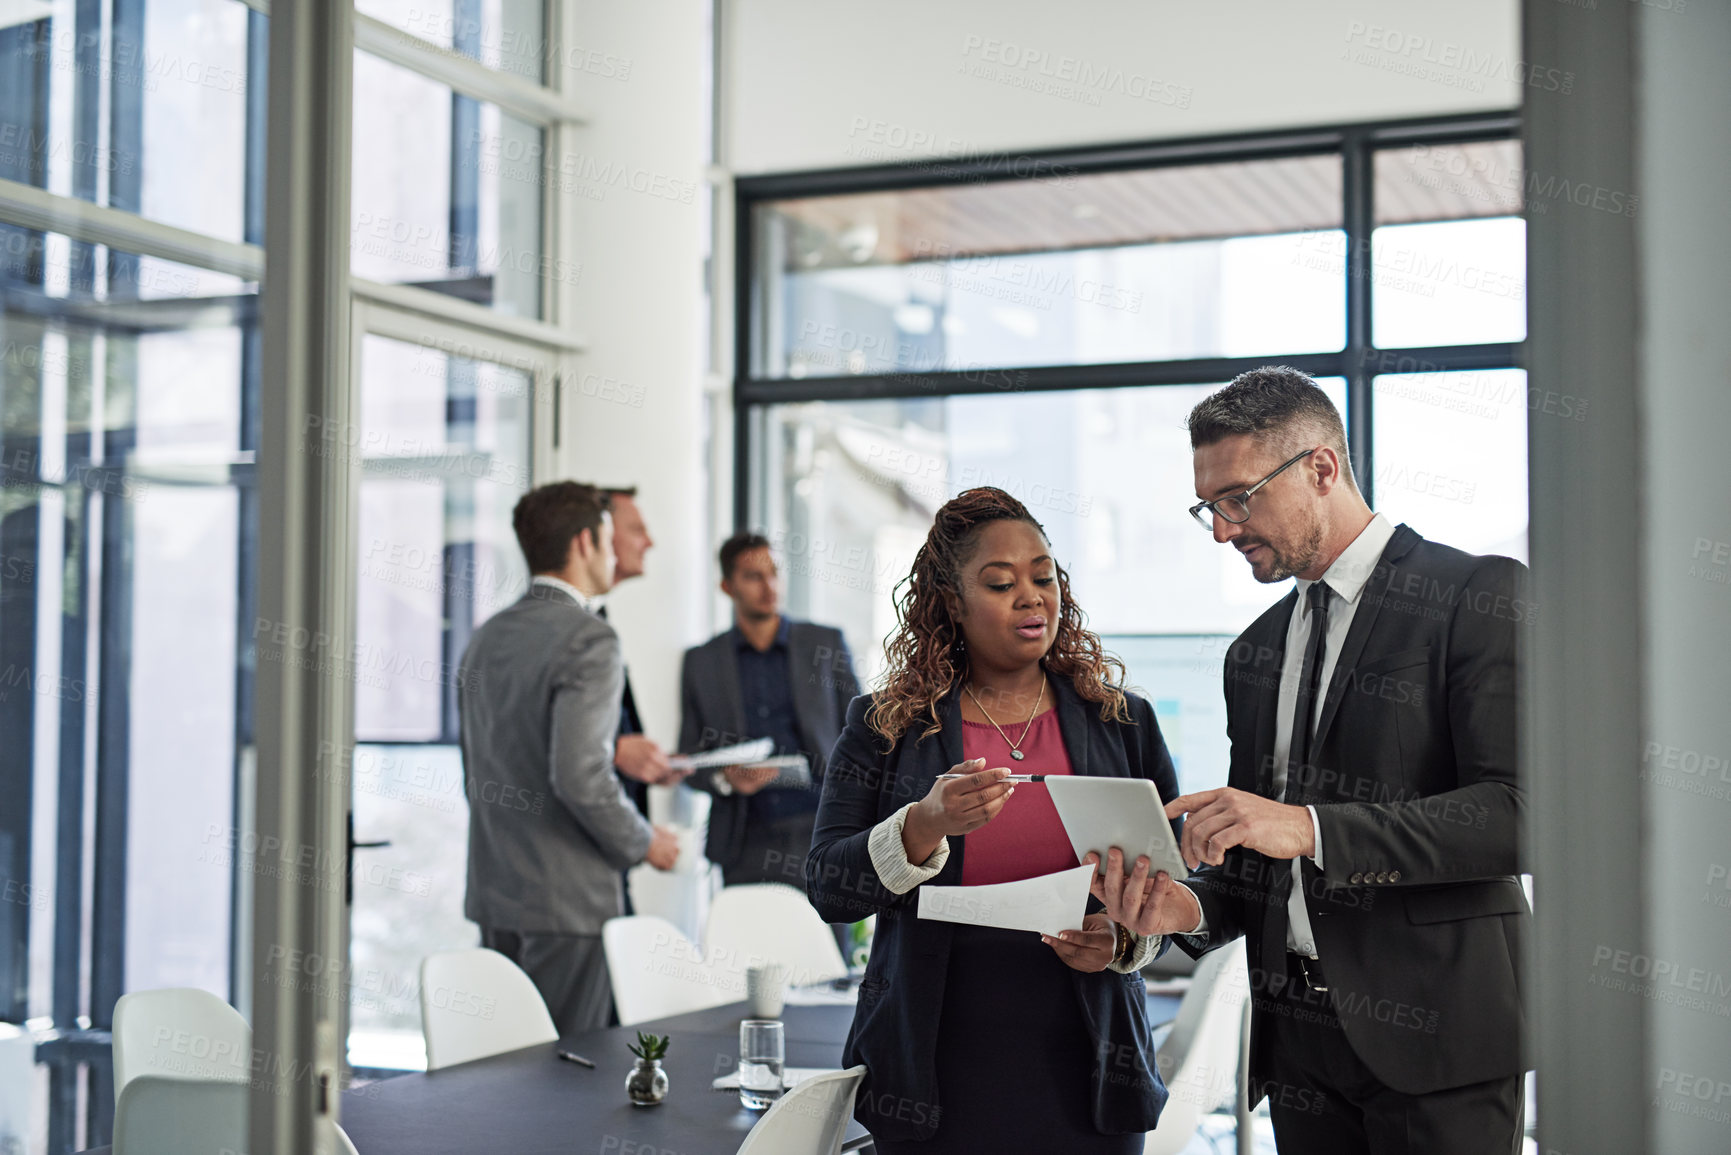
[680,620,859,876]
[805,678,1181,1142]
[1180,523,1531,1097]
[597,602,652,818]
[616,669,650,816]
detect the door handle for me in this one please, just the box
[345,812,393,905]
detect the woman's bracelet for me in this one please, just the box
[1111,921,1134,966]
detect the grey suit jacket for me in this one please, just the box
[458,584,654,934]
[678,620,859,874]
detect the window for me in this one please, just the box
[752,155,1346,380]
[356,0,548,81]
[1,0,579,1138]
[1372,370,1529,562]
[1372,140,1526,349]
[352,333,533,743]
[0,0,253,241]
[351,53,546,317]
[738,116,1526,806]
[0,227,256,1150]
[1370,139,1531,559]
[2,0,267,1136]
[343,317,548,1071]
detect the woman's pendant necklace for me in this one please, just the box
[964,676,1046,761]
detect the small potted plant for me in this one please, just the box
[625,1031,671,1107]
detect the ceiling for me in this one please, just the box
[767,140,1522,271]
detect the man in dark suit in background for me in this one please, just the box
[458,482,679,1034]
[681,532,861,887]
[1093,367,1530,1153]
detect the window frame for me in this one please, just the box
[348,294,566,746]
[0,0,589,1142]
[731,110,1526,530]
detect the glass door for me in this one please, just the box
[340,299,556,1073]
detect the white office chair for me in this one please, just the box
[113,1076,245,1155]
[627,857,722,946]
[112,988,251,1103]
[419,948,558,1070]
[1143,938,1250,1155]
[113,1076,361,1154]
[704,884,850,990]
[603,915,739,1026]
[734,1064,867,1155]
[0,1022,33,1153]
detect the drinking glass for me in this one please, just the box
[737,1019,785,1110]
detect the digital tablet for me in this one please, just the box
[1044,776,1189,882]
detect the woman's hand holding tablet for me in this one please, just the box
[1084,848,1205,940]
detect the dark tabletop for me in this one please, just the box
[81,993,1184,1155]
[340,1001,869,1155]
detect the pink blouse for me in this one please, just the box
[959,709,1080,886]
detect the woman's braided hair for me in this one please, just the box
[866,487,1130,747]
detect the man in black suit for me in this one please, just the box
[592,486,684,813]
[1092,367,1530,1153]
[681,532,861,887]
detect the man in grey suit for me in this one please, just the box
[459,481,679,1035]
[681,532,860,887]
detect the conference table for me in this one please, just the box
[85,987,1184,1154]
[342,998,872,1155]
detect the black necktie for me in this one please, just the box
[1262,580,1330,980]
[1285,581,1331,804]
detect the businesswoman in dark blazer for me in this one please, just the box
[805,487,1180,1152]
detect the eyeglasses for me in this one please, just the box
[1188,447,1320,530]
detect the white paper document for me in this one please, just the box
[916,863,1094,936]
[736,753,812,789]
[713,1067,837,1091]
[668,738,774,771]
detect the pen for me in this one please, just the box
[557,1049,596,1068]
[935,773,1046,782]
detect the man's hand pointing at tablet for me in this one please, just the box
[1164,787,1315,868]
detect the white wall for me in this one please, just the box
[559,0,709,749]
[724,0,1521,174]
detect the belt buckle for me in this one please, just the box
[1296,954,1328,993]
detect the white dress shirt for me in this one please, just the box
[531,574,606,615]
[1187,513,1395,957]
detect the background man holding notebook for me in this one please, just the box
[682,532,861,886]
[1091,367,1530,1154]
